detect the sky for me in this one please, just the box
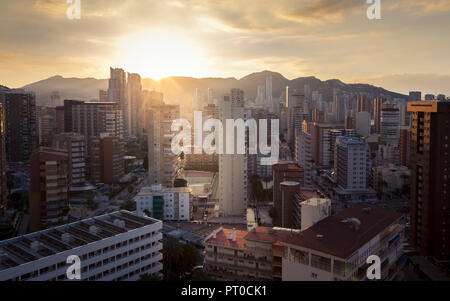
[1,0,450,95]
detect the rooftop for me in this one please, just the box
[283,205,403,259]
[0,211,159,272]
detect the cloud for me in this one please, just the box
[279,0,363,25]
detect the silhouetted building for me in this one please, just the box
[29,148,69,232]
[0,88,38,162]
[408,101,450,260]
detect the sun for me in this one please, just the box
[115,29,209,80]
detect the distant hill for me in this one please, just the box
[21,71,407,106]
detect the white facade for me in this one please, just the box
[219,90,248,216]
[300,198,331,231]
[135,185,191,221]
[334,137,370,191]
[0,211,163,281]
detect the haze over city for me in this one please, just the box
[1,0,450,95]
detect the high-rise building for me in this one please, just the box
[0,103,6,218]
[99,89,109,102]
[399,126,411,167]
[55,106,65,134]
[219,89,247,216]
[356,95,370,113]
[0,211,163,281]
[373,96,386,134]
[52,132,87,188]
[295,124,313,187]
[409,91,422,102]
[311,123,332,166]
[334,94,346,122]
[38,107,57,147]
[265,75,273,113]
[108,67,128,136]
[29,147,69,232]
[356,111,371,137]
[424,94,435,101]
[334,137,370,191]
[126,73,142,138]
[146,103,181,187]
[0,88,39,162]
[50,91,61,107]
[272,162,304,227]
[408,101,450,260]
[381,107,400,145]
[89,134,125,184]
[64,100,124,141]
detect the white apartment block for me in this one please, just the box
[298,198,331,231]
[0,211,162,281]
[135,185,191,221]
[147,104,181,187]
[219,89,248,216]
[334,137,370,191]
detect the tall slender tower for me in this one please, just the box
[373,96,386,134]
[0,103,6,218]
[108,67,128,136]
[408,101,450,260]
[219,89,247,216]
[265,75,273,113]
[127,73,142,138]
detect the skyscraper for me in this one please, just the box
[127,73,142,137]
[265,75,273,113]
[0,103,6,218]
[219,89,247,216]
[409,91,422,102]
[408,101,450,260]
[381,107,400,145]
[334,137,370,191]
[64,99,124,141]
[108,67,128,136]
[89,133,125,184]
[146,103,181,187]
[373,96,386,134]
[53,132,87,188]
[357,95,371,113]
[0,88,39,162]
[29,147,69,232]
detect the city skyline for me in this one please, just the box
[1,0,450,95]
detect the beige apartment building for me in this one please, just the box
[204,205,405,281]
[203,227,292,281]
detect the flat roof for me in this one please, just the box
[0,211,159,272]
[283,205,403,259]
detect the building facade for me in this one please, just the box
[408,101,450,260]
[0,211,163,281]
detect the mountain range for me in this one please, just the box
[18,71,408,106]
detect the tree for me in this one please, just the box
[191,270,210,281]
[162,238,201,280]
[127,186,134,194]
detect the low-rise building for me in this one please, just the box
[204,205,405,281]
[0,211,163,281]
[135,185,191,221]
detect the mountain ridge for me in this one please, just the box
[20,71,408,106]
